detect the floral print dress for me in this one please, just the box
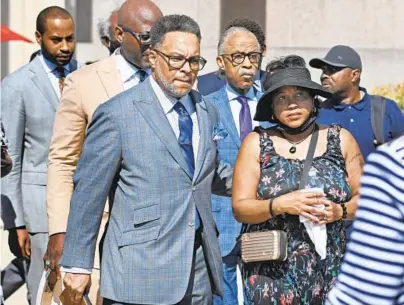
[242,124,351,305]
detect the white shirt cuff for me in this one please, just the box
[61,266,92,274]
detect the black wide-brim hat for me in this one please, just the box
[254,67,332,121]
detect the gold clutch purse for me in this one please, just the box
[240,230,288,263]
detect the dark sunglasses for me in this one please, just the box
[322,65,346,74]
[118,24,151,44]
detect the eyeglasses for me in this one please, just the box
[321,65,346,75]
[153,49,207,71]
[118,24,151,44]
[273,90,312,106]
[221,52,262,65]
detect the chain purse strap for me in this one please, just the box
[298,124,319,189]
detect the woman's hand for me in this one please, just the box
[273,190,327,223]
[318,200,343,225]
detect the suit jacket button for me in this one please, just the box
[189,221,195,227]
[192,185,196,191]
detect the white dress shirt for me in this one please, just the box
[39,53,70,99]
[226,83,262,136]
[115,49,151,90]
[62,77,200,275]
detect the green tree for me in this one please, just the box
[372,83,404,110]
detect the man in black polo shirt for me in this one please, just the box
[310,45,404,160]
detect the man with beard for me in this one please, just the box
[310,45,404,160]
[45,0,163,303]
[60,14,232,305]
[205,27,269,305]
[310,45,404,240]
[1,6,78,303]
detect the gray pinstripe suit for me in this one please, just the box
[61,78,232,304]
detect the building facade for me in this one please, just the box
[1,0,404,89]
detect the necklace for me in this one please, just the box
[282,125,316,154]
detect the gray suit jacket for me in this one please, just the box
[61,79,229,304]
[1,56,78,232]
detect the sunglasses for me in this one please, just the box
[118,24,151,44]
[322,65,346,74]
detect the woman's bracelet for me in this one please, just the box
[340,202,347,220]
[269,198,275,218]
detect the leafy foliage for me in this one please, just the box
[371,83,404,110]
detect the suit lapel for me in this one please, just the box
[259,69,267,90]
[133,80,193,179]
[214,87,241,148]
[193,91,209,183]
[97,56,123,98]
[29,57,59,111]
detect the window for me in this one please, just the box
[65,0,92,42]
[220,0,266,33]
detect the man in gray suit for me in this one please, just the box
[61,14,231,305]
[1,6,78,303]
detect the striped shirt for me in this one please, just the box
[327,136,404,305]
[1,121,8,148]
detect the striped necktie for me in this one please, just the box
[54,67,66,94]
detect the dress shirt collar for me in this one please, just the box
[39,52,70,75]
[149,75,195,115]
[115,48,151,84]
[330,87,368,111]
[226,82,257,102]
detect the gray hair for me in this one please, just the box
[150,14,201,49]
[95,0,125,40]
[217,27,260,55]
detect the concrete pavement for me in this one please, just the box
[1,227,244,305]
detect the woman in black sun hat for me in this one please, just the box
[232,55,364,304]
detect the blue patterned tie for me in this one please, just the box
[237,96,252,142]
[173,102,201,230]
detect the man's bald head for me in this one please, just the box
[116,0,163,68]
[110,10,118,30]
[117,0,162,29]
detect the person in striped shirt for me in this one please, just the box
[327,135,404,305]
